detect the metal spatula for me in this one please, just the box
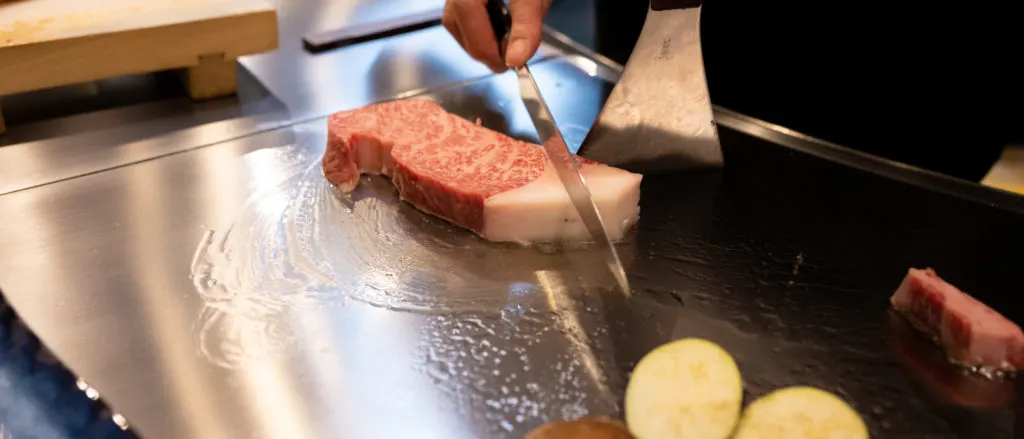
[579,0,722,173]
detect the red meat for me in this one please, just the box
[890,268,1024,373]
[322,99,642,244]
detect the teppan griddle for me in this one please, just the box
[614,109,1024,438]
[1,53,1022,439]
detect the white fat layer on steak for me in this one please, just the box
[483,162,642,244]
[355,137,394,176]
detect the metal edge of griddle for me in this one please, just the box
[382,27,627,104]
[537,27,1024,216]
[302,7,445,53]
[0,288,140,439]
[0,113,297,197]
[538,25,626,76]
[381,54,578,102]
[712,108,1024,216]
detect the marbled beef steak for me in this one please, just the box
[322,99,642,244]
[891,268,1024,373]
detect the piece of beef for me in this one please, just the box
[322,99,643,244]
[890,268,1024,373]
[889,310,1015,408]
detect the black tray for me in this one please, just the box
[613,108,1024,438]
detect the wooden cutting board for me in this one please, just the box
[0,0,278,133]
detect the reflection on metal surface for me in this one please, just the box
[409,291,637,437]
[571,56,600,77]
[302,6,444,53]
[0,56,624,439]
[111,414,129,431]
[189,131,635,367]
[123,130,239,439]
[535,270,614,402]
[406,55,618,154]
[76,378,101,400]
[0,87,292,195]
[714,108,1024,216]
[0,7,1022,435]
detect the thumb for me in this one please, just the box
[505,0,551,68]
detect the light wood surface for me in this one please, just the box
[184,53,239,100]
[0,0,278,133]
[982,145,1024,196]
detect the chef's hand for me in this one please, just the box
[443,0,552,73]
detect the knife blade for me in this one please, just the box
[484,0,631,296]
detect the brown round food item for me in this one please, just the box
[525,416,635,439]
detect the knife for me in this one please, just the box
[484,0,631,296]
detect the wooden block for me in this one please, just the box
[185,53,237,100]
[0,0,278,97]
[981,146,1024,196]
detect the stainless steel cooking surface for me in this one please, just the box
[0,56,639,439]
[3,1,1024,438]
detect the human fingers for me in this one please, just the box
[505,0,552,68]
[442,1,467,50]
[451,0,508,72]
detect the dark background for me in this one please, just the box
[546,0,1023,182]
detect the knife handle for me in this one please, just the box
[485,0,512,60]
[650,0,702,11]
